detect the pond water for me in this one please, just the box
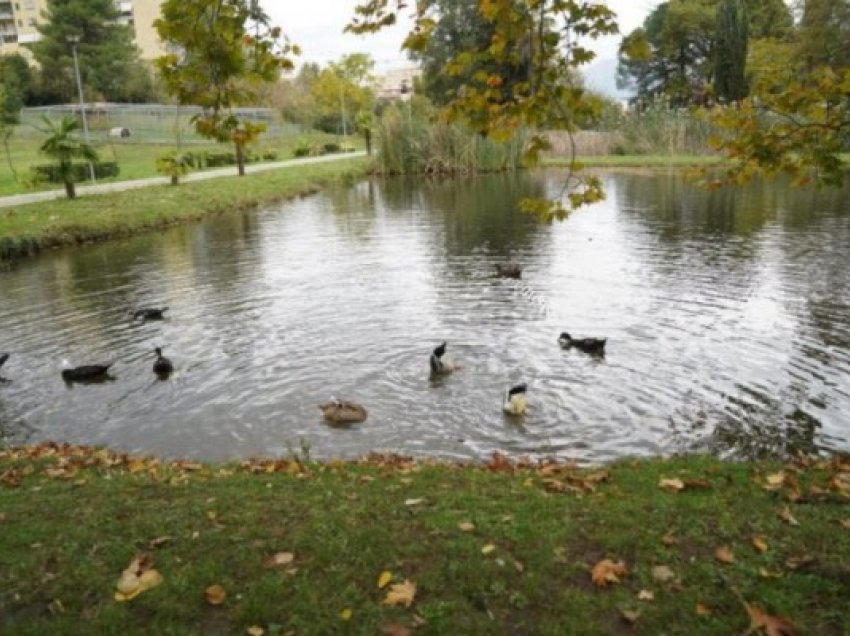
[1,170,848,462]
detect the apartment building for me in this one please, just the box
[0,0,164,61]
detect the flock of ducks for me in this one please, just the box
[0,266,608,426]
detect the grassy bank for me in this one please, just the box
[0,157,369,261]
[1,444,848,635]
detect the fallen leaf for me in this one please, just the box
[481,544,497,555]
[830,473,850,491]
[661,532,678,547]
[620,609,641,624]
[382,580,416,608]
[404,498,425,506]
[205,584,226,606]
[148,536,173,550]
[752,536,769,553]
[659,478,684,492]
[513,559,525,573]
[377,570,393,589]
[784,555,815,570]
[247,627,265,636]
[458,521,475,532]
[591,559,628,587]
[714,546,735,564]
[759,567,784,579]
[638,589,655,601]
[840,519,850,530]
[696,603,711,616]
[340,608,353,620]
[263,552,294,569]
[764,471,786,490]
[778,506,799,527]
[114,554,163,602]
[381,621,411,636]
[744,601,794,635]
[0,512,6,523]
[651,565,675,583]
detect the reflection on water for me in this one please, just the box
[0,171,848,462]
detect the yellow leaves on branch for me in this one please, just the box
[114,554,163,602]
[591,559,628,588]
[382,580,417,608]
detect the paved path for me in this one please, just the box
[0,151,368,209]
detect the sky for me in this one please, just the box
[262,1,663,96]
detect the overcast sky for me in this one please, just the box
[263,1,661,71]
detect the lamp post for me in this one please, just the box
[67,34,95,183]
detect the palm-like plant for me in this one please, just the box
[39,115,98,199]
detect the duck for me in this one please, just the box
[495,264,522,279]
[429,341,460,375]
[503,383,528,415]
[129,307,169,321]
[61,361,114,383]
[558,332,606,354]
[153,347,173,375]
[319,399,368,424]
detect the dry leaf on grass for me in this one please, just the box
[744,602,795,635]
[591,559,628,587]
[764,472,786,490]
[784,555,815,570]
[620,608,641,624]
[340,608,353,620]
[481,544,496,555]
[840,519,850,530]
[696,603,711,616]
[659,478,684,492]
[752,536,769,553]
[114,554,163,602]
[651,565,675,583]
[638,589,655,601]
[263,552,294,568]
[148,536,173,550]
[661,532,678,546]
[382,580,417,608]
[377,570,393,589]
[246,627,265,636]
[458,521,475,532]
[205,584,226,606]
[381,622,411,636]
[404,498,425,506]
[778,506,799,526]
[714,546,736,564]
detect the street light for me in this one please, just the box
[67,34,95,183]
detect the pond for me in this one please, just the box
[1,170,848,462]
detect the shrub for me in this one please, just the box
[32,161,120,183]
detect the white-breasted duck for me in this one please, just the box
[503,383,528,415]
[429,341,460,374]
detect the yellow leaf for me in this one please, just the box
[377,570,393,589]
[651,565,675,582]
[382,580,416,608]
[481,544,496,555]
[759,567,784,579]
[659,478,684,492]
[714,546,735,564]
[752,536,769,553]
[340,608,353,620]
[404,498,425,506]
[696,602,711,616]
[638,589,655,601]
[205,584,226,606]
[764,471,786,489]
[263,552,294,568]
[114,554,163,602]
[591,559,628,587]
[247,627,265,636]
[458,521,475,532]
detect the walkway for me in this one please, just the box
[0,151,368,209]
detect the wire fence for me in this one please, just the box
[18,103,301,143]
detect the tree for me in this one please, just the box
[155,0,297,176]
[797,0,850,70]
[714,0,749,102]
[32,0,154,103]
[310,56,376,135]
[348,0,618,220]
[38,116,98,200]
[0,55,31,180]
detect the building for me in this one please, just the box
[0,0,165,61]
[374,67,420,102]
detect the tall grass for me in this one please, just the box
[374,100,524,175]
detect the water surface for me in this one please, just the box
[1,171,848,462]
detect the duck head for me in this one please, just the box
[558,332,571,346]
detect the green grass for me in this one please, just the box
[543,155,724,168]
[1,446,848,635]
[0,156,369,260]
[0,128,358,196]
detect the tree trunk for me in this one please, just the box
[171,174,179,186]
[235,140,246,176]
[364,129,372,156]
[64,179,76,199]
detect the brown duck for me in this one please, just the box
[319,399,368,424]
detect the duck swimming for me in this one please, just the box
[130,307,169,321]
[319,399,368,424]
[558,332,606,354]
[62,361,114,383]
[495,264,522,279]
[153,347,173,375]
[503,383,528,415]
[429,341,460,374]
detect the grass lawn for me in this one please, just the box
[0,156,369,260]
[0,128,358,197]
[1,445,848,635]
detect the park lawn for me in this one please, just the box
[0,129,357,196]
[0,156,369,260]
[0,444,848,635]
